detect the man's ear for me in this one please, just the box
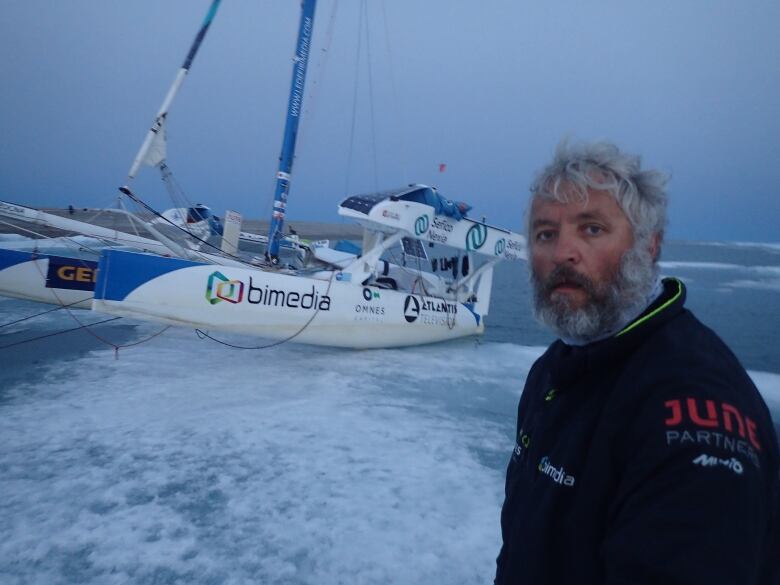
[649,232,662,261]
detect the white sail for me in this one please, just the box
[142,116,168,168]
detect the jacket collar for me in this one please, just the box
[546,278,686,390]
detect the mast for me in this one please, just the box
[126,0,223,180]
[266,0,317,264]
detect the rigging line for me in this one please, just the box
[364,0,379,192]
[82,204,121,226]
[122,203,145,240]
[160,164,196,237]
[0,215,161,264]
[0,298,90,330]
[119,186,246,265]
[118,190,162,240]
[195,269,338,350]
[114,324,171,350]
[297,0,339,152]
[85,192,157,235]
[344,0,366,196]
[27,256,168,354]
[122,163,202,245]
[160,163,198,217]
[0,218,106,257]
[379,0,408,185]
[0,317,122,350]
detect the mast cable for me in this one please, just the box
[344,0,366,195]
[296,0,339,153]
[379,0,408,184]
[364,0,380,192]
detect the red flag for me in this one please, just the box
[439,163,447,173]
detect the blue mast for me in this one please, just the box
[182,0,222,70]
[266,0,317,264]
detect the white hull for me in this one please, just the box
[92,250,484,348]
[0,250,95,309]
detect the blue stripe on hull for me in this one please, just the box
[95,250,203,302]
[0,248,39,271]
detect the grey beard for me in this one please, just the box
[531,243,658,344]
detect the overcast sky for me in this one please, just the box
[1,1,778,242]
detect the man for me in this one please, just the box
[495,140,779,585]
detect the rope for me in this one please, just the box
[7,255,173,358]
[0,298,91,329]
[0,317,122,350]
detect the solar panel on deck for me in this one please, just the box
[401,237,427,260]
[339,186,424,215]
[339,193,388,215]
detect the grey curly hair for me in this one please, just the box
[528,140,669,247]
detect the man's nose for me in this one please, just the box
[551,232,581,265]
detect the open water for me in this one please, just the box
[0,239,778,584]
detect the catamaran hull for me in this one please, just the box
[92,249,484,349]
[0,249,96,308]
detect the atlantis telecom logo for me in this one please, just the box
[466,223,488,250]
[404,295,421,323]
[206,271,244,305]
[494,238,506,256]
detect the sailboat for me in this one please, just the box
[90,0,527,349]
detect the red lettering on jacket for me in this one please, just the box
[721,403,745,437]
[663,398,762,451]
[664,400,682,425]
[686,398,718,428]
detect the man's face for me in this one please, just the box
[529,187,655,342]
[530,188,634,308]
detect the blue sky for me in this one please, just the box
[1,0,778,242]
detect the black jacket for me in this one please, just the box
[495,278,780,585]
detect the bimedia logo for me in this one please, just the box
[206,271,244,305]
[538,456,576,487]
[494,238,506,256]
[414,215,430,236]
[466,223,488,250]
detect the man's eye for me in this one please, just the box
[584,225,604,236]
[536,230,555,242]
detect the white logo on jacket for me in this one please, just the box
[692,453,744,475]
[537,456,576,487]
